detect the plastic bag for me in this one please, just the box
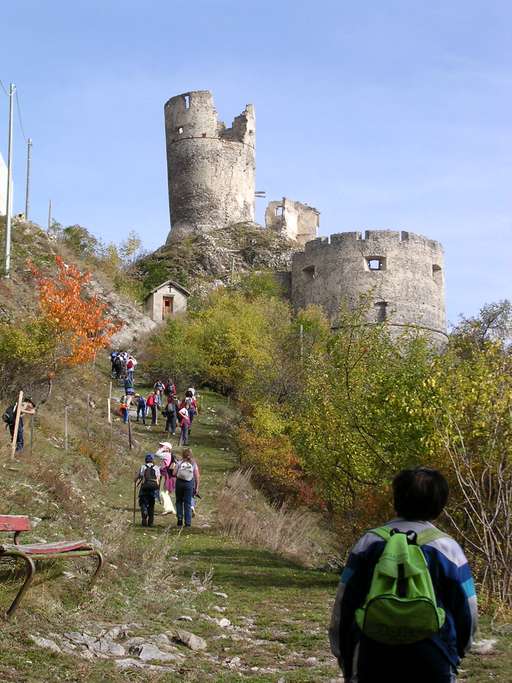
[160,489,175,515]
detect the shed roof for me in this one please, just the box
[144,279,191,299]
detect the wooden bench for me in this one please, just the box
[0,515,104,618]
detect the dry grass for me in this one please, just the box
[216,468,334,567]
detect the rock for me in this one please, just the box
[176,615,193,622]
[173,629,207,651]
[305,656,318,665]
[472,638,497,655]
[213,591,228,599]
[115,658,172,672]
[29,636,61,654]
[129,643,178,662]
[90,638,125,657]
[227,655,242,669]
[217,618,231,628]
[213,605,226,613]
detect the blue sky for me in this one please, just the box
[1,0,510,323]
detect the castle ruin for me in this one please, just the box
[265,198,319,247]
[291,230,447,344]
[163,89,447,343]
[164,91,256,243]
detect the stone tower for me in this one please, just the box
[164,90,255,243]
[291,230,447,344]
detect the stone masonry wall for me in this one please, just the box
[164,91,255,243]
[291,230,447,343]
[265,198,319,247]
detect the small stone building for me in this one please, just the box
[143,280,190,323]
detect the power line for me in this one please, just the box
[0,79,7,96]
[15,88,27,141]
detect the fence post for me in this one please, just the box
[64,405,69,452]
[128,417,133,450]
[30,415,34,455]
[10,390,24,460]
[86,393,91,439]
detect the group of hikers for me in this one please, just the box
[113,351,198,446]
[135,441,200,529]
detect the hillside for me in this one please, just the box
[135,222,295,297]
[0,218,510,682]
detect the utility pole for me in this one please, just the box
[24,138,32,220]
[4,83,15,278]
[47,199,52,231]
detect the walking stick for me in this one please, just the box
[133,482,137,525]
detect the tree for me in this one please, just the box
[29,256,122,367]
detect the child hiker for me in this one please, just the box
[134,453,161,527]
[329,466,477,683]
[156,441,177,516]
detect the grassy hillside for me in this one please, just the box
[0,362,510,682]
[0,217,510,682]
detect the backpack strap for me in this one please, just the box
[416,528,448,546]
[369,527,392,542]
[370,526,448,546]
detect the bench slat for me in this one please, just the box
[1,540,91,554]
[0,515,31,532]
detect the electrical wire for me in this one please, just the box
[0,79,8,96]
[15,88,28,142]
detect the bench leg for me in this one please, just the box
[2,550,36,619]
[90,549,104,585]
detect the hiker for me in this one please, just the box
[178,404,190,446]
[175,448,200,528]
[164,395,178,435]
[154,379,165,400]
[146,391,158,426]
[119,396,129,424]
[180,395,197,434]
[156,441,177,515]
[3,398,36,452]
[124,376,135,406]
[126,355,137,382]
[329,466,477,683]
[134,453,161,527]
[164,378,176,397]
[110,351,119,377]
[135,394,146,425]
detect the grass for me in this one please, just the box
[0,363,511,681]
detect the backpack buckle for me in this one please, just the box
[390,528,418,545]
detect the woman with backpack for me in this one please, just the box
[134,453,161,527]
[174,448,200,528]
[164,395,178,435]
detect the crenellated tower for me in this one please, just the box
[164,90,255,243]
[291,230,447,344]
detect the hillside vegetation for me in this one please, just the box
[0,217,511,682]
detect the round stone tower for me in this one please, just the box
[291,230,447,344]
[164,90,256,243]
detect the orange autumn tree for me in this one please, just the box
[29,256,122,367]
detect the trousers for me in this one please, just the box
[175,479,194,527]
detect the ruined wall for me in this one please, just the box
[265,198,319,247]
[291,230,446,344]
[164,91,255,243]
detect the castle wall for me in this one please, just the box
[291,230,447,343]
[164,91,255,243]
[265,198,319,247]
